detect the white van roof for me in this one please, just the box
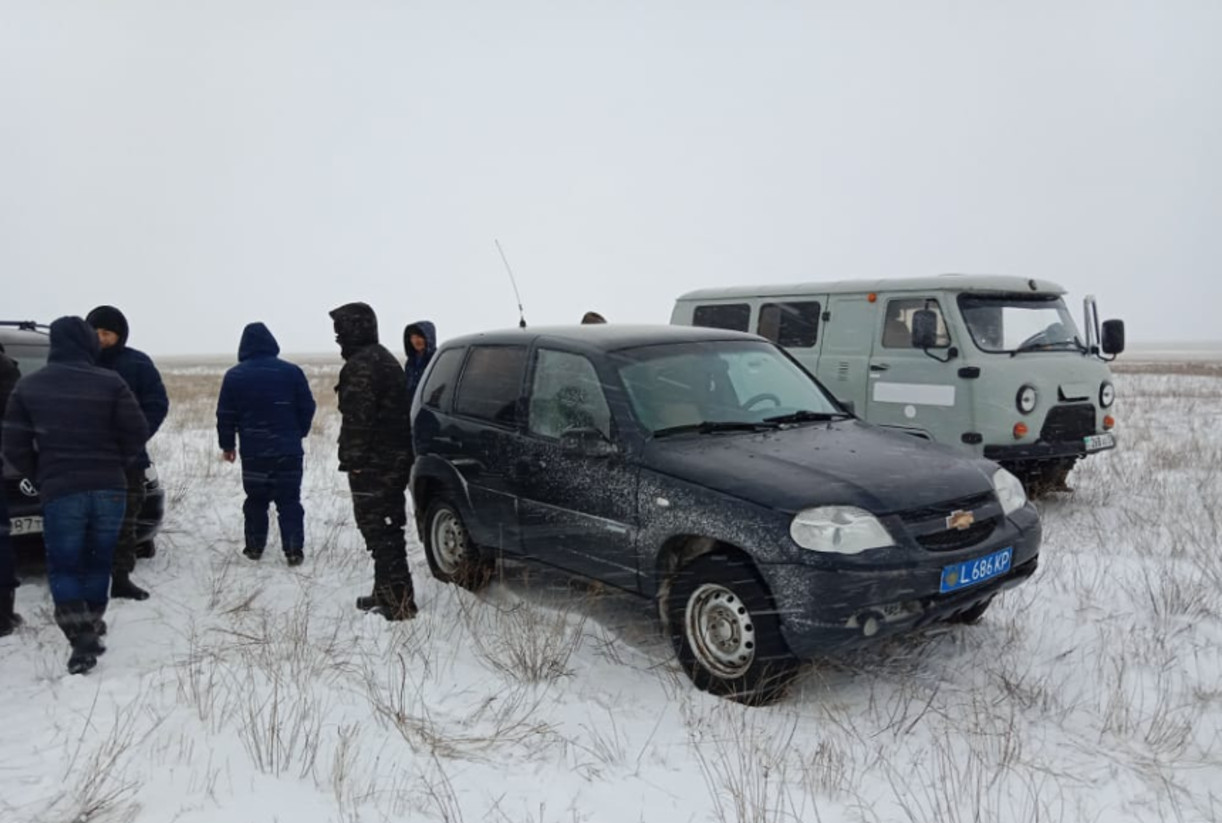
[676,274,1067,301]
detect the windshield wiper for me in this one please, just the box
[762,410,850,424]
[653,420,776,438]
[1010,339,1078,357]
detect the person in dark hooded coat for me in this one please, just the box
[216,323,316,565]
[329,302,417,620]
[85,305,169,601]
[0,342,23,636]
[403,320,436,401]
[2,317,149,674]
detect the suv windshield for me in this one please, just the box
[958,294,1084,354]
[614,340,845,435]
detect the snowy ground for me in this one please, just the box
[2,365,1220,823]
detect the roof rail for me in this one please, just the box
[0,320,49,332]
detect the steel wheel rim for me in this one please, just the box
[685,583,756,678]
[430,508,466,575]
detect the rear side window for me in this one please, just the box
[454,346,528,425]
[419,347,464,409]
[758,302,821,348]
[692,303,750,332]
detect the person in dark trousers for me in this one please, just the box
[0,343,23,637]
[216,323,316,565]
[330,302,417,620]
[86,305,169,601]
[402,320,436,401]
[2,317,148,673]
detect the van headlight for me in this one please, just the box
[790,506,893,554]
[1016,385,1038,414]
[1099,381,1115,408]
[992,468,1027,515]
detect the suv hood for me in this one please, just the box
[643,420,996,515]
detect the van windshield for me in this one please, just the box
[614,340,845,435]
[958,294,1085,355]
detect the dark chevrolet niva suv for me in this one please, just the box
[410,325,1042,704]
[1,321,165,558]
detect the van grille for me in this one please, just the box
[1040,404,1095,442]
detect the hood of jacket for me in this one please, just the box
[330,302,379,357]
[404,320,437,361]
[85,305,130,348]
[48,316,100,365]
[238,322,281,361]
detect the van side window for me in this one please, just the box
[528,350,612,440]
[882,299,951,349]
[454,346,528,426]
[419,347,464,409]
[692,303,750,332]
[758,302,821,347]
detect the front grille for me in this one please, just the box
[916,518,998,552]
[1040,403,1095,442]
[898,491,994,524]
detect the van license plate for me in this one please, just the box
[9,516,43,535]
[940,547,1012,594]
[1084,433,1115,452]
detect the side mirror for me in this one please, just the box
[559,427,618,458]
[1101,319,1125,355]
[911,310,939,349]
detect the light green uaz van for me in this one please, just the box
[671,275,1125,493]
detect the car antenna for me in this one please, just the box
[494,239,528,329]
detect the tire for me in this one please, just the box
[663,552,800,706]
[948,596,993,625]
[421,499,493,592]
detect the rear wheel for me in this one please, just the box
[422,499,493,592]
[663,552,799,705]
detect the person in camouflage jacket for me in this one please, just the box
[329,302,417,620]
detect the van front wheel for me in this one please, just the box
[663,553,799,705]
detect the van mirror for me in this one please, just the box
[560,427,618,458]
[1101,319,1125,355]
[911,310,939,349]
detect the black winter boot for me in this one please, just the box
[0,588,23,637]
[372,584,418,622]
[111,572,150,601]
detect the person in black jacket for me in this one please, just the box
[2,317,149,674]
[403,320,437,402]
[85,305,169,601]
[216,323,316,565]
[0,343,23,637]
[330,302,417,620]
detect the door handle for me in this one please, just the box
[869,363,890,372]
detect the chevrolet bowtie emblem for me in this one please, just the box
[946,509,975,531]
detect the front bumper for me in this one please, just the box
[759,510,1042,660]
[984,434,1115,464]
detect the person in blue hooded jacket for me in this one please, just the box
[402,321,436,401]
[216,323,316,565]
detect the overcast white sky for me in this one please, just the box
[2,1,1219,356]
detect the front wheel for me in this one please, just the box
[663,553,799,705]
[422,499,493,592]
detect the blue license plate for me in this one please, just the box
[940,547,1013,594]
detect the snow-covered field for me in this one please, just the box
[2,364,1220,823]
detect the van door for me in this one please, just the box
[865,296,970,444]
[816,295,877,412]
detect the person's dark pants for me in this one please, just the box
[241,455,305,555]
[43,489,126,646]
[0,490,17,592]
[112,466,146,576]
[348,466,413,596]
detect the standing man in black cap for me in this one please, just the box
[330,302,417,620]
[85,305,169,601]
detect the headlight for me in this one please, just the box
[1099,381,1115,408]
[790,506,893,554]
[1015,384,1038,415]
[992,468,1027,515]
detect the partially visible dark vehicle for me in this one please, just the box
[1,321,165,559]
[410,324,1042,705]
